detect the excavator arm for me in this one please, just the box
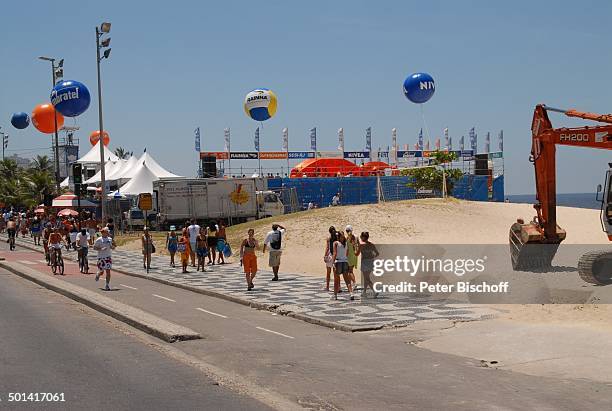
[510,104,612,281]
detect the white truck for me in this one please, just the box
[153,177,284,227]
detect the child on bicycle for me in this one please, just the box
[76,228,90,273]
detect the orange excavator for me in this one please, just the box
[510,104,612,284]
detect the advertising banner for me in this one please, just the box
[200,151,229,160]
[288,151,315,159]
[344,151,369,159]
[259,151,288,160]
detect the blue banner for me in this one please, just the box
[365,127,372,151]
[289,151,315,159]
[310,128,317,152]
[344,151,369,159]
[397,150,423,158]
[194,127,201,152]
[254,127,260,151]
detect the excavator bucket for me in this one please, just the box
[509,221,563,271]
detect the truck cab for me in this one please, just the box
[126,208,146,229]
[256,190,284,218]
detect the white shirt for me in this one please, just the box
[334,241,348,262]
[187,224,201,242]
[264,229,285,250]
[332,195,340,206]
[94,236,113,259]
[76,232,90,248]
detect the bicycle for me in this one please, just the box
[50,247,65,275]
[77,246,89,274]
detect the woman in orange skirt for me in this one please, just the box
[240,228,259,291]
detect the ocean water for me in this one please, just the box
[506,193,601,210]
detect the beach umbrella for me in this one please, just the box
[57,208,79,217]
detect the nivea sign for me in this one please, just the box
[51,80,91,117]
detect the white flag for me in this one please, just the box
[338,128,344,152]
[224,128,230,152]
[282,128,288,152]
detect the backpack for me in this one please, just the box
[270,230,282,250]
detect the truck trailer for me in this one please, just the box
[153,177,284,227]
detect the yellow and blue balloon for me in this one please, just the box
[244,88,277,121]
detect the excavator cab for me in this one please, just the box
[598,164,612,239]
[577,164,612,285]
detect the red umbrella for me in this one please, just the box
[34,207,45,214]
[57,208,79,217]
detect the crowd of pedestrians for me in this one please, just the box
[3,206,376,303]
[324,225,379,300]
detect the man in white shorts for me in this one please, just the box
[263,223,285,281]
[94,227,115,291]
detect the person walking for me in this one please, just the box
[187,219,201,267]
[30,216,42,246]
[106,218,115,238]
[206,221,218,265]
[332,231,354,300]
[195,231,208,272]
[323,226,337,291]
[216,220,227,264]
[166,225,178,268]
[356,231,379,298]
[345,225,359,290]
[94,227,116,291]
[177,232,190,273]
[240,228,259,291]
[141,227,154,270]
[263,223,285,281]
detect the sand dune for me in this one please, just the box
[226,199,608,278]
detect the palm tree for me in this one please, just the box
[30,155,54,174]
[114,147,133,159]
[26,170,55,205]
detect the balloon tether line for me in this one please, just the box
[420,103,432,142]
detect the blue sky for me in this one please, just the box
[1,0,611,194]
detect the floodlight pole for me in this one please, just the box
[96,25,107,223]
[39,57,63,192]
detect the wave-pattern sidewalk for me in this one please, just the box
[3,234,496,331]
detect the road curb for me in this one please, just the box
[6,238,380,332]
[0,260,202,343]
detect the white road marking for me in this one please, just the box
[195,307,228,319]
[152,294,175,302]
[119,284,138,290]
[17,260,37,265]
[255,326,295,339]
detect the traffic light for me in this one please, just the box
[75,183,87,197]
[72,163,83,185]
[2,134,8,149]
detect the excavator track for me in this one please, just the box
[578,250,612,285]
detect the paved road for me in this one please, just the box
[2,242,612,410]
[0,266,270,411]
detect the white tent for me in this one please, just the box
[76,141,119,164]
[83,160,126,184]
[60,176,69,188]
[117,162,159,195]
[122,150,181,179]
[107,155,138,180]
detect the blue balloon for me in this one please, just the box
[403,72,435,104]
[10,112,30,129]
[50,80,91,117]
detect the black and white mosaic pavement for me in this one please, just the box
[6,235,496,331]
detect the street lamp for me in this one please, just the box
[96,21,112,222]
[38,55,64,192]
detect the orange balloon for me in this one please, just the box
[89,130,110,146]
[31,103,64,134]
